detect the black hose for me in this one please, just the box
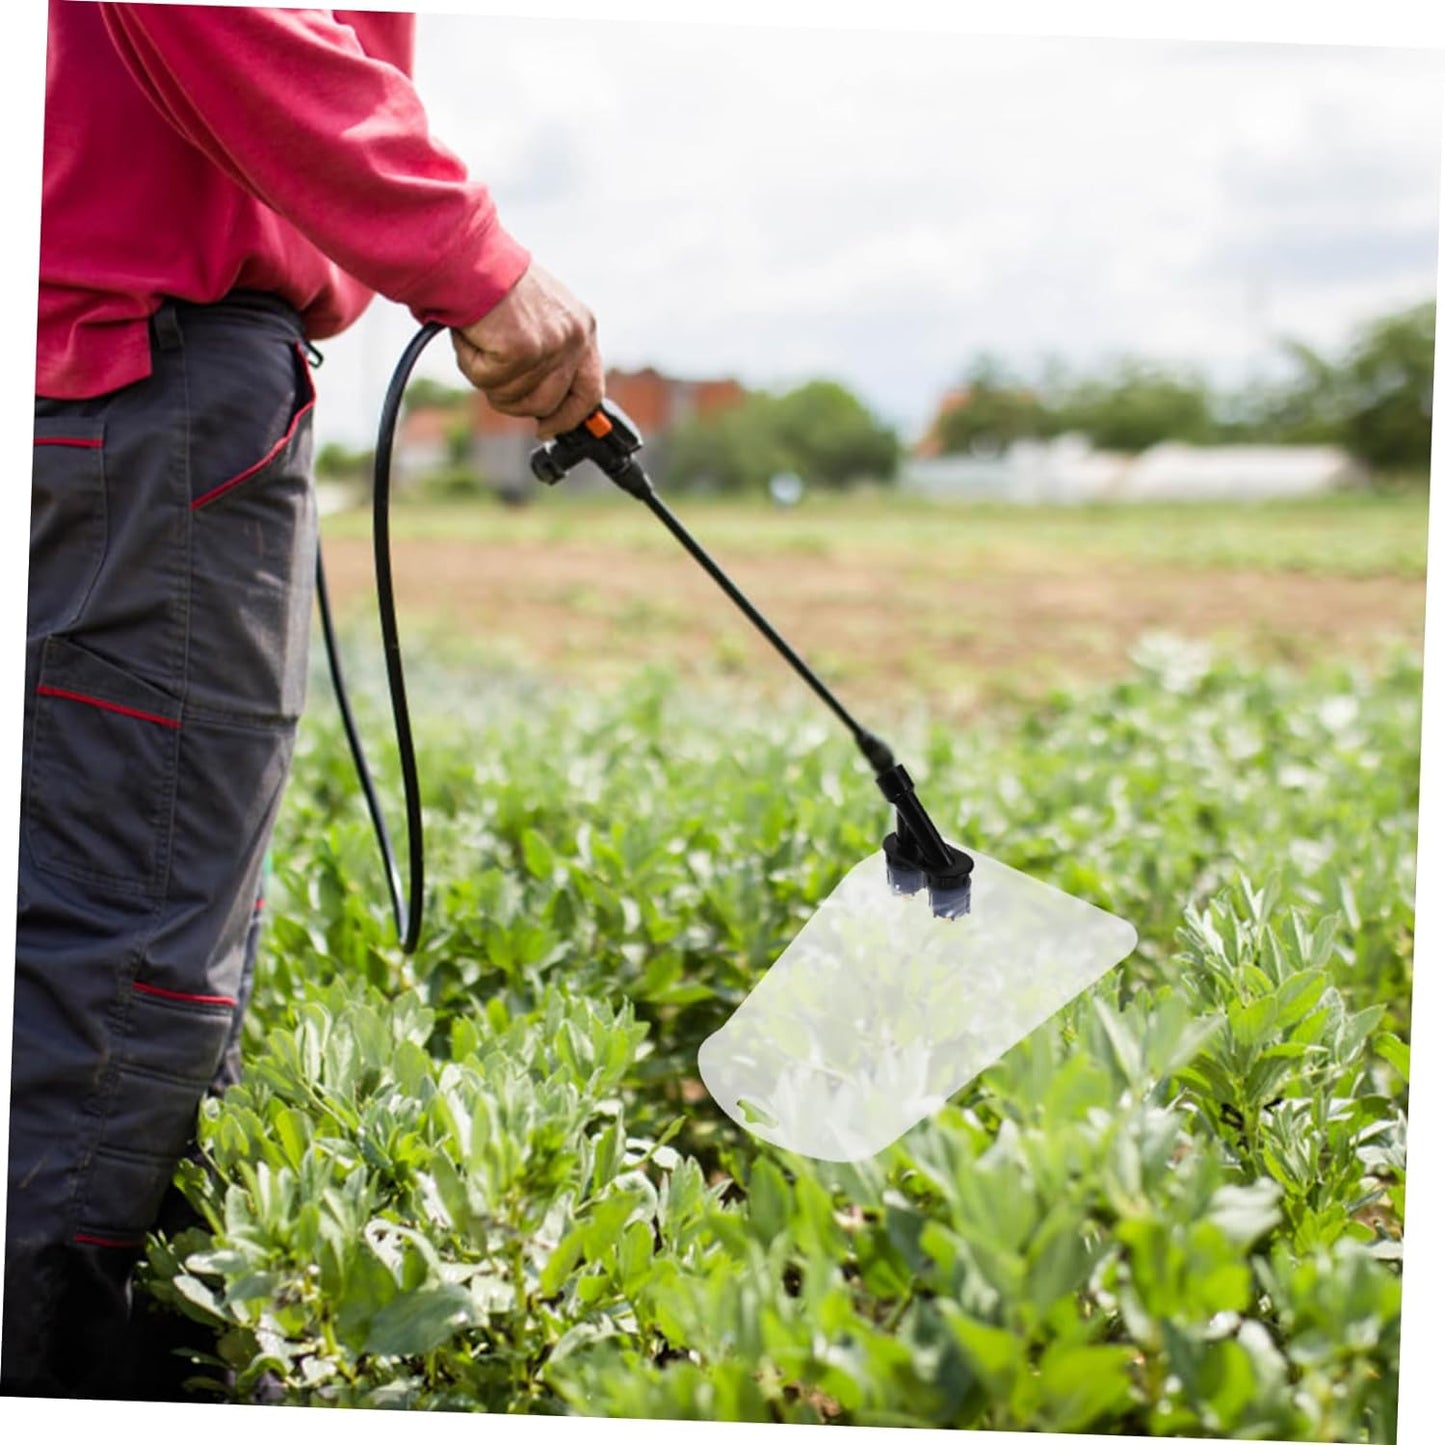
[316,319,444,954]
[636,487,896,775]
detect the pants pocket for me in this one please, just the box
[188,340,316,513]
[76,987,236,1241]
[151,714,297,1010]
[23,635,182,899]
[29,417,108,637]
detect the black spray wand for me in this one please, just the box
[530,401,974,919]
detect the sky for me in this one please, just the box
[310,15,1445,451]
[0,10,1442,1445]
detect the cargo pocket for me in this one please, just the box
[29,417,108,636]
[76,984,236,1241]
[23,634,182,899]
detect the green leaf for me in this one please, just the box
[521,828,557,880]
[363,1283,482,1358]
[1207,1181,1282,1247]
[1375,1031,1410,1081]
[1092,1000,1143,1085]
[171,1273,227,1322]
[1195,1338,1257,1432]
[1034,1342,1136,1432]
[747,1159,790,1243]
[617,1218,655,1291]
[944,1309,1024,1400]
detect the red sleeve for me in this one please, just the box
[96,4,531,326]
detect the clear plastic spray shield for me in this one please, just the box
[698,844,1137,1162]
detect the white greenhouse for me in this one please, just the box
[899,435,1365,504]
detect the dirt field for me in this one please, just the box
[315,493,1428,720]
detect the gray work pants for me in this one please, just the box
[4,292,317,1396]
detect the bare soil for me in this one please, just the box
[317,536,1426,718]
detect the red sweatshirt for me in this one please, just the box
[38,2,532,399]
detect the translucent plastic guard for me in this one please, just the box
[698,844,1137,1162]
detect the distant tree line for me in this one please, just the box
[937,300,1434,475]
[400,377,472,413]
[659,299,1434,494]
[664,381,902,494]
[315,440,374,481]
[318,298,1432,491]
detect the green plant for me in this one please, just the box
[666,381,899,493]
[138,639,1417,1436]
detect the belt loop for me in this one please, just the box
[149,300,183,353]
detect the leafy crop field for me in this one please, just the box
[140,619,1421,1436]
[126,491,1423,1436]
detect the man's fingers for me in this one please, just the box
[536,386,597,441]
[485,354,571,412]
[449,262,603,436]
[569,347,606,418]
[486,366,576,425]
[536,352,606,439]
[451,334,534,394]
[452,331,587,412]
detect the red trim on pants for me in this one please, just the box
[36,684,180,730]
[132,980,236,1009]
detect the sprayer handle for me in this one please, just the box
[530,400,652,498]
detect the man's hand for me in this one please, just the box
[450,263,603,439]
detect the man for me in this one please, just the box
[5,2,604,1397]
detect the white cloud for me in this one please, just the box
[311,19,1444,447]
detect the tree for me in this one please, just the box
[1052,358,1218,452]
[1220,341,1346,446]
[937,355,1055,456]
[1338,301,1434,472]
[936,297,1433,475]
[315,441,374,479]
[938,353,1218,455]
[1221,301,1433,474]
[665,393,789,494]
[665,381,898,494]
[445,419,472,467]
[402,377,471,414]
[770,380,900,487]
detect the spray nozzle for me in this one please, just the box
[876,763,973,919]
[883,829,974,919]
